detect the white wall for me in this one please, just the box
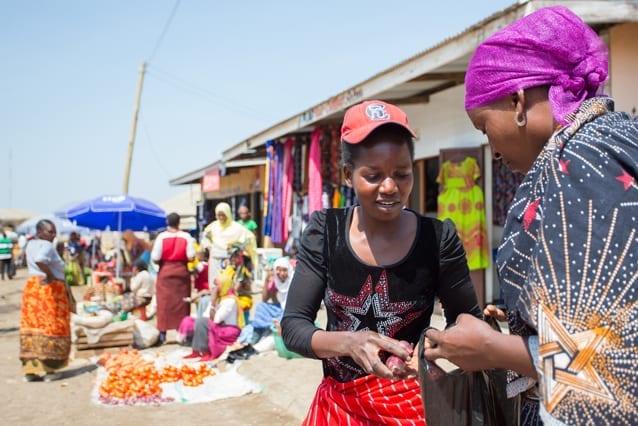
[609,23,638,116]
[405,85,487,161]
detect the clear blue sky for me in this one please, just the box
[2,0,513,214]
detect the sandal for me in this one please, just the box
[43,372,62,382]
[23,374,43,383]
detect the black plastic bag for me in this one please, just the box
[418,317,520,426]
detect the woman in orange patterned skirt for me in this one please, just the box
[20,219,73,382]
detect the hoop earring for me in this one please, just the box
[514,111,526,127]
[493,152,503,161]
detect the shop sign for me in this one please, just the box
[202,169,220,192]
[298,87,364,126]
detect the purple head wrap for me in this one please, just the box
[464,6,608,125]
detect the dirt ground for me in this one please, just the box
[0,267,324,425]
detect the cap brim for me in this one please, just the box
[342,121,416,144]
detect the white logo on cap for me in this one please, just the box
[365,104,390,121]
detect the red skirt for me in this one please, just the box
[303,374,425,425]
[155,261,191,331]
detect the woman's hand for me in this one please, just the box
[399,344,420,379]
[423,313,500,372]
[346,331,415,380]
[40,274,55,285]
[483,304,506,321]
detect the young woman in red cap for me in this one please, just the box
[282,100,481,424]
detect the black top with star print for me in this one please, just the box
[281,206,481,382]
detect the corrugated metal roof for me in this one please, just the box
[170,158,267,186]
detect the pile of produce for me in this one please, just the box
[96,348,215,405]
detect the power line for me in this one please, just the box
[139,113,174,180]
[146,66,274,122]
[8,147,12,208]
[148,0,181,63]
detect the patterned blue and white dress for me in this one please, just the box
[498,97,638,425]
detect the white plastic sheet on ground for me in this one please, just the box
[91,348,262,406]
[161,364,262,404]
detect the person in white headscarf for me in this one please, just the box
[270,257,294,310]
[233,257,295,351]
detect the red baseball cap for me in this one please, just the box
[340,100,416,144]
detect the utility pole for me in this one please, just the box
[122,62,146,195]
[8,147,12,208]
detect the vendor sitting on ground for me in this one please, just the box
[233,256,294,357]
[119,259,155,315]
[179,258,246,361]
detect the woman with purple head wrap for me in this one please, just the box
[424,6,638,425]
[464,6,608,125]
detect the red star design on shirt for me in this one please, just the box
[523,199,541,231]
[559,159,571,174]
[326,270,422,338]
[615,169,635,190]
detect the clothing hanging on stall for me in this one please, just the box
[437,156,489,270]
[263,140,275,238]
[272,142,285,243]
[293,135,304,193]
[285,192,304,255]
[308,128,323,216]
[492,158,524,226]
[282,137,295,243]
[329,126,341,184]
[321,127,332,210]
[262,126,345,252]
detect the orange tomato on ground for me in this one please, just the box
[97,348,216,403]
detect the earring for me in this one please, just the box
[514,111,526,127]
[493,152,503,160]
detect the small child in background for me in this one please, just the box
[184,248,211,318]
[262,267,277,303]
[230,247,253,326]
